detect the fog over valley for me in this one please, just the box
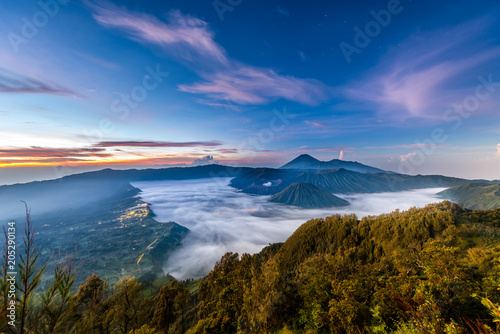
[134,178,446,279]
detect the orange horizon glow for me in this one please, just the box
[0,158,196,168]
[0,156,282,169]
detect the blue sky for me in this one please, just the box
[1,0,500,182]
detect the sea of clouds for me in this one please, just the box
[133,178,446,279]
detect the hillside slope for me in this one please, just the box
[188,201,500,333]
[268,182,349,208]
[230,167,474,195]
[439,182,500,210]
[0,164,248,222]
[280,154,390,173]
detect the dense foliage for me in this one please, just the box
[439,183,500,210]
[2,201,500,333]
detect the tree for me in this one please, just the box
[35,253,78,333]
[129,324,159,334]
[153,280,188,333]
[73,273,110,333]
[328,278,372,334]
[104,276,152,334]
[17,205,47,334]
[196,252,242,333]
[1,204,78,334]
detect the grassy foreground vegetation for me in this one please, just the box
[1,201,500,333]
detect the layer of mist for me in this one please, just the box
[134,178,446,280]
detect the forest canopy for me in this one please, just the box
[2,201,500,333]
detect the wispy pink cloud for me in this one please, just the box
[365,144,447,150]
[89,2,331,106]
[91,4,227,66]
[0,68,74,95]
[196,99,243,112]
[344,18,500,120]
[304,120,328,128]
[215,148,239,154]
[94,140,223,148]
[179,67,329,105]
[400,152,416,162]
[0,147,110,158]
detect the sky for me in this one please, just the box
[1,0,500,184]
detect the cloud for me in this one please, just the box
[215,148,239,154]
[400,152,416,162]
[343,18,500,120]
[0,158,93,165]
[192,155,219,165]
[274,6,290,18]
[134,179,445,279]
[365,144,447,150]
[304,120,328,128]
[0,147,113,166]
[0,68,74,95]
[497,143,500,156]
[89,2,331,106]
[72,50,122,70]
[339,150,344,160]
[298,51,310,62]
[196,99,243,112]
[94,140,223,148]
[179,67,330,105]
[0,147,110,158]
[0,142,239,167]
[299,146,354,153]
[91,5,227,66]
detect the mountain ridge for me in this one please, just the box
[280,154,392,174]
[438,182,500,210]
[230,167,479,195]
[268,182,350,208]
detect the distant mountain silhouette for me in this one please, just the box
[269,182,349,208]
[0,165,249,222]
[230,167,479,195]
[280,154,392,174]
[438,182,500,210]
[1,162,494,221]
